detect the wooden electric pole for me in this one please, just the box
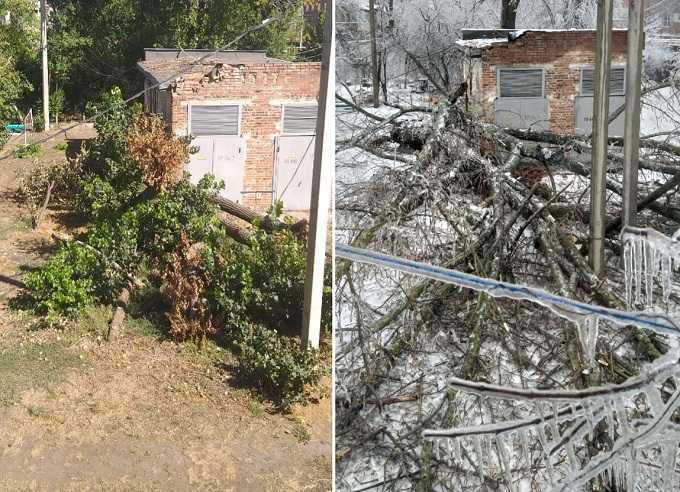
[40,0,50,131]
[301,0,334,349]
[622,0,645,229]
[589,0,614,277]
[368,0,380,108]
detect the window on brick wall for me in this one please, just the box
[190,105,240,136]
[580,67,625,96]
[497,69,544,98]
[282,104,318,134]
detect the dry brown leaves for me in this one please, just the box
[162,232,215,341]
[127,113,189,191]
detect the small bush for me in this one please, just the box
[237,323,323,410]
[17,155,85,225]
[54,142,68,151]
[33,111,45,133]
[25,242,100,323]
[50,89,65,121]
[14,142,42,158]
[0,125,9,151]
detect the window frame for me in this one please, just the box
[188,102,242,137]
[579,65,626,97]
[496,67,546,99]
[281,102,319,135]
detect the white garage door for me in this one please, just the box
[187,104,245,203]
[274,104,317,211]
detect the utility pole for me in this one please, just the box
[301,0,334,349]
[40,0,50,131]
[590,0,614,277]
[368,0,380,108]
[622,0,645,229]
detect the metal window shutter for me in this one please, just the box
[498,69,543,98]
[283,105,318,134]
[610,68,625,94]
[581,68,625,96]
[191,105,239,136]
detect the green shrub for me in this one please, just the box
[25,242,100,322]
[13,142,42,158]
[50,89,66,121]
[206,225,308,334]
[33,110,44,133]
[237,323,323,410]
[0,125,9,151]
[54,142,68,151]
[17,155,84,213]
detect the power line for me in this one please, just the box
[335,243,680,337]
[0,17,279,161]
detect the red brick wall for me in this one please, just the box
[169,62,321,210]
[476,31,628,134]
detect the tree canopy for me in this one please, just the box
[6,0,324,114]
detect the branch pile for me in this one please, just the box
[335,84,680,490]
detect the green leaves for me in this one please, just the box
[25,242,99,322]
[46,0,323,109]
[237,322,323,410]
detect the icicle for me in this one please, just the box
[535,424,556,485]
[444,440,453,467]
[645,386,665,417]
[550,402,561,440]
[519,429,531,468]
[614,458,626,492]
[452,437,461,464]
[575,316,599,367]
[663,252,673,307]
[495,435,515,492]
[603,398,617,442]
[567,441,579,474]
[615,396,632,439]
[634,238,643,306]
[627,447,638,492]
[473,435,485,486]
[662,442,677,490]
[645,239,654,307]
[582,400,598,440]
[624,240,633,308]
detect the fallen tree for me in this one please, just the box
[335,77,680,490]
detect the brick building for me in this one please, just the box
[457,29,630,136]
[137,49,321,211]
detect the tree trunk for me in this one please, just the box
[501,0,519,29]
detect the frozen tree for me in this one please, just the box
[335,55,680,492]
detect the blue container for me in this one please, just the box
[4,124,25,133]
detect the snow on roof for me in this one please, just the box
[457,28,628,50]
[455,37,511,48]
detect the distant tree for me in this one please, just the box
[0,0,39,120]
[44,0,323,112]
[501,0,519,28]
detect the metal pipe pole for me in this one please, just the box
[622,0,645,229]
[589,0,614,277]
[368,0,380,107]
[40,0,50,131]
[301,0,334,349]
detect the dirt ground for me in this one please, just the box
[0,129,332,491]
